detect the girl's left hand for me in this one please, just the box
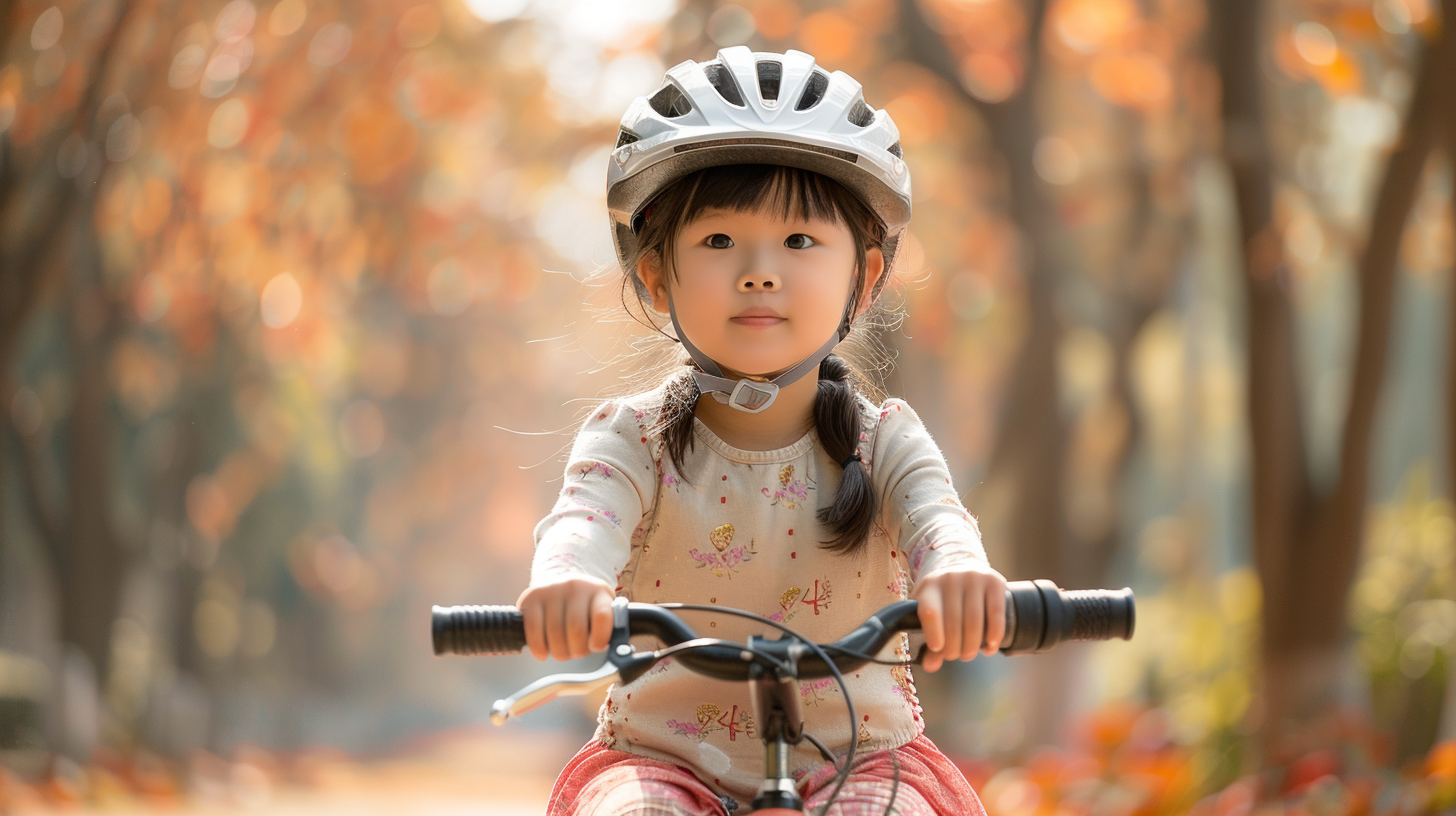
[909,563,1008,673]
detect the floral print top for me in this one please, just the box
[530,383,989,807]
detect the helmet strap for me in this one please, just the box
[667,294,853,414]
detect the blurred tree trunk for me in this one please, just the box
[1213,0,1456,765]
[0,1,132,387]
[59,233,125,694]
[890,1,1063,732]
[894,0,1132,748]
[0,0,136,757]
[1079,97,1194,583]
[894,0,1187,596]
[894,0,1072,587]
[0,0,126,483]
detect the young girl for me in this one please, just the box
[521,47,1006,815]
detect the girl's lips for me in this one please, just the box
[730,316,786,327]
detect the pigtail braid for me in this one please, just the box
[815,354,876,555]
[654,369,700,485]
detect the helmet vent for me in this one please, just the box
[847,100,875,127]
[795,71,829,111]
[887,141,903,158]
[703,63,745,107]
[648,84,693,117]
[616,129,640,148]
[756,61,782,102]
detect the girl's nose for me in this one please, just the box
[736,270,781,293]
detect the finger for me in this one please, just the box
[916,584,944,653]
[588,590,615,652]
[984,584,1007,655]
[940,580,964,662]
[922,650,942,673]
[544,597,570,662]
[565,591,591,659]
[960,581,984,661]
[522,599,548,662]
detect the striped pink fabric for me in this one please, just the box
[548,734,987,815]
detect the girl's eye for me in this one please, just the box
[706,234,734,249]
[785,234,816,249]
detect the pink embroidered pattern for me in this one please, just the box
[666,703,755,743]
[768,584,805,624]
[571,461,615,480]
[800,677,836,707]
[891,665,915,703]
[544,552,588,573]
[554,496,623,527]
[762,463,814,509]
[687,523,752,578]
[910,547,929,578]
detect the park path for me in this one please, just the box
[5,727,576,815]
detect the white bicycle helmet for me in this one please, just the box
[605,47,912,413]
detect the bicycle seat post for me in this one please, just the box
[747,638,806,813]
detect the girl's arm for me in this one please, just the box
[521,399,658,661]
[869,398,1006,671]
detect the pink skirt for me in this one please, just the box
[547,734,987,815]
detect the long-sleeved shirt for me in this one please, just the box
[530,379,989,806]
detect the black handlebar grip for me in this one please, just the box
[1063,589,1135,643]
[432,605,528,656]
[1002,581,1135,653]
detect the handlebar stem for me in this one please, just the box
[748,655,807,813]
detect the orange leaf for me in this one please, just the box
[1052,0,1140,54]
[798,10,858,64]
[752,0,800,40]
[1308,50,1361,95]
[343,96,419,186]
[1088,51,1172,110]
[132,177,174,238]
[1428,741,1456,779]
[884,87,948,146]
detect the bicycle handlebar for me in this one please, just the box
[432,579,1134,682]
[433,580,1132,812]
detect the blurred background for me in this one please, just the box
[0,0,1452,813]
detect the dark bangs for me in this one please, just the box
[676,163,853,226]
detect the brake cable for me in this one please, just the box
[649,637,790,673]
[819,643,919,666]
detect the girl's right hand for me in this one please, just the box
[516,577,616,662]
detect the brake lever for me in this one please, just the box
[491,597,660,724]
[489,660,619,725]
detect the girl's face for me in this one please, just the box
[637,207,884,379]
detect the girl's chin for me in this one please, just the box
[705,340,838,381]
[715,360,801,380]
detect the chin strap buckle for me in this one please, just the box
[725,379,777,413]
[694,371,780,413]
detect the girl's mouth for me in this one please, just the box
[730,316,786,327]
